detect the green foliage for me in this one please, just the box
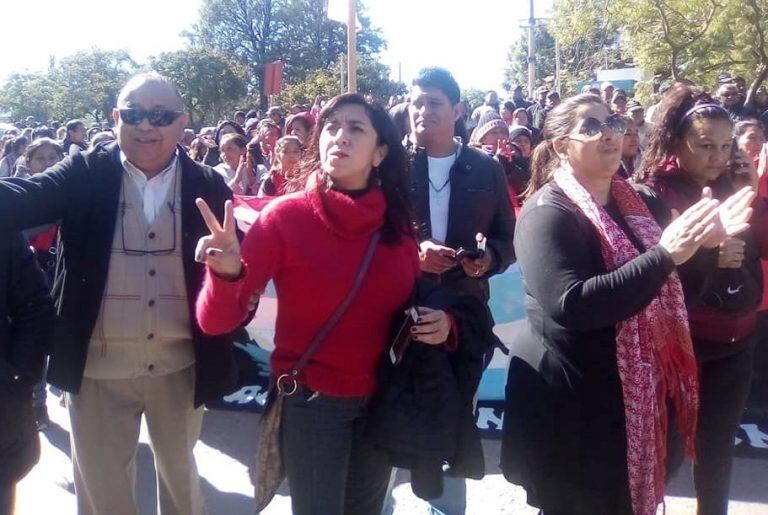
[0,49,136,123]
[461,88,486,111]
[358,59,406,101]
[50,49,137,122]
[503,26,557,92]
[551,0,768,98]
[149,49,249,127]
[277,68,340,107]
[276,59,406,107]
[188,0,387,103]
[549,0,629,94]
[0,73,57,121]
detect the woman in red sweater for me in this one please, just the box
[194,94,451,515]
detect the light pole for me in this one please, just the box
[527,0,536,98]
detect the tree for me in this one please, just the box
[0,72,57,122]
[149,49,249,127]
[358,60,406,101]
[503,25,557,93]
[276,59,405,107]
[187,0,386,105]
[461,88,486,111]
[277,67,340,107]
[550,0,629,93]
[49,49,137,122]
[552,0,768,101]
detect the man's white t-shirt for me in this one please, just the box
[427,153,457,243]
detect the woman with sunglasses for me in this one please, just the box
[194,93,453,515]
[501,93,753,515]
[636,85,766,515]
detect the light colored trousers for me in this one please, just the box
[67,366,206,515]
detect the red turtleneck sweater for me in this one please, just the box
[196,173,420,396]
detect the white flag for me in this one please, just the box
[327,0,361,30]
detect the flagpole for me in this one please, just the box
[347,0,357,93]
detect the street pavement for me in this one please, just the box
[16,392,768,514]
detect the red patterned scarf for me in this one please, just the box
[553,168,699,515]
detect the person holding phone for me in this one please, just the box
[405,67,515,515]
[636,84,768,515]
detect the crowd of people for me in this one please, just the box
[0,66,767,515]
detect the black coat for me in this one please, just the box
[0,143,238,406]
[0,231,55,484]
[501,182,676,513]
[407,143,516,303]
[364,282,497,500]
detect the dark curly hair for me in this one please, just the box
[288,93,414,245]
[634,84,732,182]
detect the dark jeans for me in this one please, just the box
[692,335,755,515]
[281,387,392,515]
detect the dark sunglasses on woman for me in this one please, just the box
[119,108,183,127]
[573,114,629,139]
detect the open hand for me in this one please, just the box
[701,186,755,248]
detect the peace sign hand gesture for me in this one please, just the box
[194,198,242,280]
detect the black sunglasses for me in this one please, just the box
[119,108,183,127]
[572,114,628,139]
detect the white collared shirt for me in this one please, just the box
[120,151,179,225]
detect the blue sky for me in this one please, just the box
[2,0,552,93]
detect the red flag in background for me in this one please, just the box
[263,61,284,97]
[233,195,275,232]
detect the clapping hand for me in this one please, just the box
[659,197,721,265]
[701,186,755,248]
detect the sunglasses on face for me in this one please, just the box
[119,108,183,127]
[572,114,628,139]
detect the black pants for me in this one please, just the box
[749,312,768,411]
[692,335,755,515]
[0,483,14,515]
[280,387,392,515]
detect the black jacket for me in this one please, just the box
[365,283,498,500]
[643,173,764,345]
[0,142,238,406]
[501,182,676,512]
[0,232,55,483]
[407,142,516,303]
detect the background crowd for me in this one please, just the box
[1,67,768,515]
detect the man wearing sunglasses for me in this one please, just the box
[0,72,238,515]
